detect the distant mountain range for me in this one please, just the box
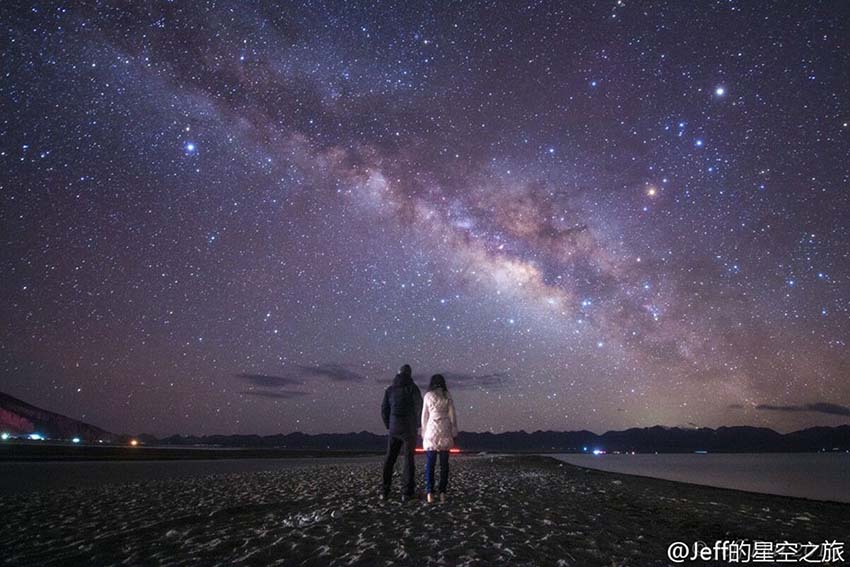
[2,391,848,453]
[148,425,850,453]
[0,391,113,441]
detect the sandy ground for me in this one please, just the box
[2,455,849,566]
[0,456,381,495]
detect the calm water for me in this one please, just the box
[553,452,850,503]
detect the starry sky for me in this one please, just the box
[2,1,849,436]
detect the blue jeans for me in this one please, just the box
[425,450,450,494]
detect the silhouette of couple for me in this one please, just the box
[381,364,458,503]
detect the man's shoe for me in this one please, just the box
[439,493,447,503]
[426,493,434,504]
[381,488,390,501]
[401,493,414,502]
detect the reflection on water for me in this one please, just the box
[553,452,850,503]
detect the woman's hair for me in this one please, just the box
[428,374,447,392]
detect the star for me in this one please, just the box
[2,0,846,437]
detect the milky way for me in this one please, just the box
[2,2,849,435]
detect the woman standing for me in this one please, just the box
[421,374,458,503]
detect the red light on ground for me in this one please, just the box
[415,447,461,454]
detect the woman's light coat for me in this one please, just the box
[421,389,458,451]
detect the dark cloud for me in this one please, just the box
[236,373,304,388]
[237,374,308,401]
[755,403,850,417]
[238,365,366,386]
[731,402,850,417]
[242,390,309,400]
[440,372,510,390]
[293,364,367,383]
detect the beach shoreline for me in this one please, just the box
[2,455,848,565]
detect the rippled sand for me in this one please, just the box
[2,456,848,566]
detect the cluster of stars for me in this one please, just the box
[0,1,848,436]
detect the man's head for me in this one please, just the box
[399,364,412,378]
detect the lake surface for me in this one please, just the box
[552,452,850,503]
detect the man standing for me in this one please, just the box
[381,363,422,501]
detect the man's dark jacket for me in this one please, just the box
[381,373,423,437]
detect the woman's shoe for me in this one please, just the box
[439,493,447,503]
[426,493,434,504]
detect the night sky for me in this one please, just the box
[2,2,849,436]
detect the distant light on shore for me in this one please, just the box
[72,437,81,444]
[130,439,139,447]
[1,432,9,440]
[29,433,43,441]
